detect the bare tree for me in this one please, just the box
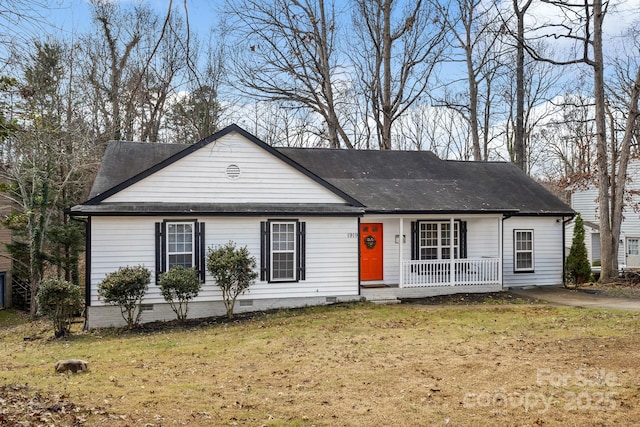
[81,0,158,142]
[351,0,446,150]
[433,0,505,160]
[227,0,352,148]
[523,0,640,281]
[167,32,225,143]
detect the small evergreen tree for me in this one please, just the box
[566,213,591,285]
[206,241,258,318]
[158,266,202,321]
[98,265,150,328]
[36,277,84,338]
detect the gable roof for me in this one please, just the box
[74,124,573,217]
[84,124,361,207]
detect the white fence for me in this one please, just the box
[401,258,500,288]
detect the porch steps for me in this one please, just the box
[361,287,401,304]
[368,298,400,305]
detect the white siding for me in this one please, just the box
[466,217,500,258]
[104,132,346,204]
[503,217,565,287]
[571,187,599,222]
[89,216,359,307]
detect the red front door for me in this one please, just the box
[360,223,383,281]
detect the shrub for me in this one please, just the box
[566,213,592,285]
[98,265,150,328]
[36,277,84,338]
[159,266,202,321]
[206,241,258,318]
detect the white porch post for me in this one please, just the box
[399,218,404,288]
[450,216,455,286]
[498,216,503,287]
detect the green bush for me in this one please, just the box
[36,277,84,338]
[98,265,150,328]
[566,213,592,285]
[206,241,258,318]
[159,266,202,321]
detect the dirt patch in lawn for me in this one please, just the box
[401,290,543,306]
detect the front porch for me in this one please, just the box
[359,215,504,300]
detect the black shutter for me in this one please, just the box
[155,222,166,284]
[460,221,467,259]
[260,221,270,281]
[297,221,306,281]
[411,221,419,260]
[195,221,206,282]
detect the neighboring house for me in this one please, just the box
[69,124,574,328]
[568,161,640,272]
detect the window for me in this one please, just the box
[514,230,534,272]
[260,220,306,282]
[417,221,460,260]
[167,222,194,269]
[628,238,639,256]
[271,222,296,280]
[155,220,205,282]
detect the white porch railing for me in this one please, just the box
[401,258,500,288]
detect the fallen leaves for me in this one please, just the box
[0,384,101,425]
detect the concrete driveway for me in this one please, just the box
[509,286,640,311]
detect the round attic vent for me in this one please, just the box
[225,164,241,180]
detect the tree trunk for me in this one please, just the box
[513,0,532,171]
[592,0,615,282]
[466,34,481,161]
[381,0,393,150]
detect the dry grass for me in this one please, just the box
[1,302,640,426]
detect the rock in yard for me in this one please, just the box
[54,359,89,373]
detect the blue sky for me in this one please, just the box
[39,1,219,38]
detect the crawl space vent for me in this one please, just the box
[225,164,241,180]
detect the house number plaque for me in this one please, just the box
[364,235,376,249]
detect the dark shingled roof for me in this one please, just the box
[80,126,573,217]
[89,141,185,199]
[278,148,573,215]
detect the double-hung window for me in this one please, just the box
[260,220,306,282]
[167,222,194,269]
[271,222,296,280]
[155,220,205,282]
[514,230,534,272]
[418,221,459,260]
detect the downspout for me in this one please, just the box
[399,218,404,288]
[357,217,361,296]
[450,217,455,286]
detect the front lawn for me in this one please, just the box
[1,303,639,426]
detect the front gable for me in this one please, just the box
[90,125,358,207]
